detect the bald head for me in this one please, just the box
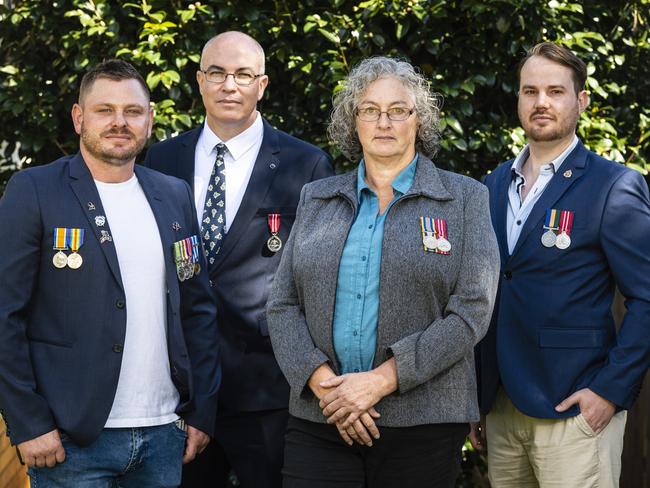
[201,31,265,74]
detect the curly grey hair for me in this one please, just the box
[327,56,441,161]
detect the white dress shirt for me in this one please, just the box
[193,112,264,232]
[506,135,579,254]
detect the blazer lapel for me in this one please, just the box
[492,164,513,263]
[176,127,202,188]
[210,120,280,274]
[509,141,588,259]
[135,166,178,295]
[67,153,124,290]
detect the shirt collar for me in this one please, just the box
[356,153,419,201]
[200,111,263,160]
[510,134,579,178]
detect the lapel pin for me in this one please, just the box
[100,230,112,243]
[563,170,572,178]
[87,202,96,211]
[172,222,181,231]
[95,215,106,227]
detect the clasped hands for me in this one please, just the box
[309,359,398,447]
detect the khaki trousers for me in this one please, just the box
[486,388,627,488]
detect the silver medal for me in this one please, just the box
[555,232,571,250]
[541,230,557,248]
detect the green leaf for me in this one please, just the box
[318,29,340,45]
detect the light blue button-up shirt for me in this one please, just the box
[332,155,418,374]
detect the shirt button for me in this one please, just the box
[354,369,360,373]
[353,330,358,336]
[361,256,367,261]
[356,294,362,299]
[516,220,522,225]
[112,344,123,353]
[368,224,373,229]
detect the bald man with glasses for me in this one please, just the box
[144,31,334,488]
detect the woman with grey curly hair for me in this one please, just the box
[268,56,500,487]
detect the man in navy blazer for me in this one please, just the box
[144,31,333,488]
[0,60,220,487]
[471,42,650,487]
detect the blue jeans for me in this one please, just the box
[28,422,187,488]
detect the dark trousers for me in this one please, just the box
[181,408,289,488]
[282,416,468,488]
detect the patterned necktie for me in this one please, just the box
[201,143,227,266]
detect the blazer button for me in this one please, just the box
[112,344,123,353]
[116,299,125,309]
[503,271,512,280]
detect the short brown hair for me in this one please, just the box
[79,59,150,103]
[518,42,587,94]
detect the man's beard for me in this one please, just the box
[80,125,146,166]
[521,106,580,143]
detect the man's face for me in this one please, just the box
[72,78,152,166]
[196,36,268,134]
[518,55,589,143]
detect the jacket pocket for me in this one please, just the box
[538,328,607,348]
[256,207,296,217]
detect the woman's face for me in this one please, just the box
[355,76,418,164]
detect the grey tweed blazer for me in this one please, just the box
[267,156,500,426]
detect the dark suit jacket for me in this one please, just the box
[478,140,650,418]
[144,119,334,412]
[0,154,221,446]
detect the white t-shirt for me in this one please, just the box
[95,175,180,428]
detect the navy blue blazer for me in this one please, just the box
[478,140,650,418]
[0,154,221,446]
[144,119,334,412]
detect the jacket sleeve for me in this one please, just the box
[0,172,57,445]
[589,169,650,408]
[388,183,501,394]
[177,180,221,435]
[266,185,330,395]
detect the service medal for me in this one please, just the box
[267,235,282,252]
[52,251,68,269]
[267,213,282,252]
[52,227,69,269]
[437,237,452,253]
[67,252,83,269]
[420,217,438,251]
[541,230,556,248]
[66,228,85,269]
[541,209,560,248]
[555,210,574,250]
[555,231,571,250]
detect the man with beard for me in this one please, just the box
[470,42,650,487]
[0,60,221,487]
[144,31,333,488]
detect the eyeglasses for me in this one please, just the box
[355,106,415,122]
[201,70,264,86]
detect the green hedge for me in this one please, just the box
[1,0,648,188]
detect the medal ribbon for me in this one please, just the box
[544,209,560,230]
[68,228,85,253]
[434,218,447,240]
[558,210,574,235]
[189,236,199,263]
[434,218,450,255]
[53,228,69,250]
[268,213,280,235]
[174,241,183,262]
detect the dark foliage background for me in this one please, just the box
[1,1,649,484]
[0,0,649,189]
